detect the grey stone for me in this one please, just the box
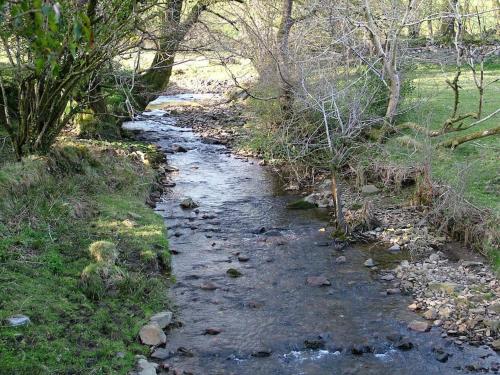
[364,258,376,267]
[306,276,331,286]
[408,320,431,332]
[139,323,166,346]
[429,253,440,262]
[388,244,401,252]
[237,255,250,262]
[381,274,395,281]
[335,256,347,264]
[7,315,30,327]
[151,348,172,360]
[150,311,173,329]
[137,358,158,375]
[361,185,379,195]
[180,197,199,209]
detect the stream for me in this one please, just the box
[124,94,498,374]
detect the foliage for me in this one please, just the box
[0,0,141,158]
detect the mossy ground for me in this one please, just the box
[0,140,171,374]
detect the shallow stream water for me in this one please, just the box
[124,95,498,375]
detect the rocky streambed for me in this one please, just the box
[125,94,498,375]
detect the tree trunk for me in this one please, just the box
[409,22,421,38]
[440,126,500,148]
[276,0,294,115]
[331,171,348,234]
[440,0,458,40]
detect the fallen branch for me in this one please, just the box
[439,126,500,148]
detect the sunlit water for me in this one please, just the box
[124,97,498,374]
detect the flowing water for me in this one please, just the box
[124,95,498,375]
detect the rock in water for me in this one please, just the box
[180,197,199,209]
[226,268,242,278]
[364,258,376,267]
[408,320,431,332]
[139,323,167,346]
[136,358,158,375]
[7,315,30,327]
[306,276,331,286]
[304,338,326,349]
[150,311,173,329]
[203,328,222,335]
[286,199,317,209]
[237,255,250,262]
[432,347,450,363]
[200,281,218,290]
[251,349,272,358]
[335,256,346,264]
[151,348,171,360]
[172,144,188,153]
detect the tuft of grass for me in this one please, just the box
[0,140,171,374]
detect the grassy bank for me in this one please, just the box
[383,62,500,212]
[0,140,171,374]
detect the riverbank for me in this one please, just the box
[0,139,171,374]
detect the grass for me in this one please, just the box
[384,61,500,212]
[0,140,171,374]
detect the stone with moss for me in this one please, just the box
[89,241,118,264]
[287,199,317,210]
[80,262,126,299]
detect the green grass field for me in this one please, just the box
[0,140,171,374]
[384,61,500,213]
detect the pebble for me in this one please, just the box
[364,258,376,267]
[396,252,499,349]
[380,274,395,281]
[237,255,250,262]
[200,281,218,290]
[423,309,437,321]
[335,256,346,264]
[408,320,431,332]
[388,244,401,252]
[306,276,331,286]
